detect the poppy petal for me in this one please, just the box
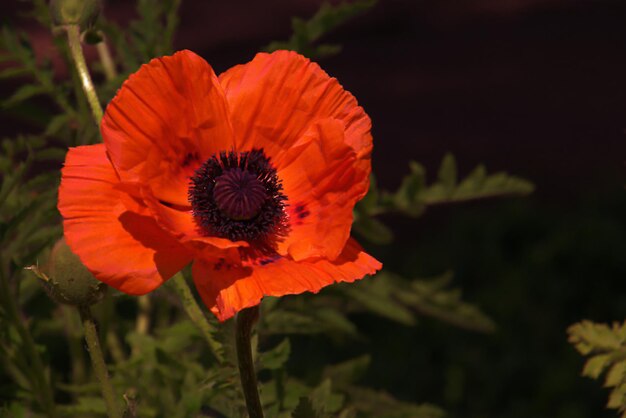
[141,191,249,250]
[275,118,370,261]
[102,50,234,207]
[192,239,381,321]
[58,144,193,294]
[219,50,372,161]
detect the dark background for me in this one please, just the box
[3,1,626,417]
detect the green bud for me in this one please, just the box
[50,0,102,30]
[38,238,107,306]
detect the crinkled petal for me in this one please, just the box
[102,50,234,207]
[192,239,381,321]
[275,118,370,261]
[58,144,192,294]
[219,50,373,162]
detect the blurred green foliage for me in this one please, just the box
[264,0,377,59]
[8,1,613,418]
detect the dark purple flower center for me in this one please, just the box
[188,149,286,242]
[213,168,266,220]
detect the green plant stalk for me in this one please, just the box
[60,305,87,384]
[65,24,103,126]
[168,274,224,363]
[78,305,123,418]
[96,38,117,81]
[0,268,58,418]
[236,306,264,418]
[132,295,151,356]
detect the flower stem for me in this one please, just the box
[236,306,264,418]
[64,24,103,126]
[60,305,87,385]
[96,36,117,81]
[78,305,122,418]
[168,274,224,363]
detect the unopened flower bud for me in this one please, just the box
[37,238,107,306]
[50,0,102,30]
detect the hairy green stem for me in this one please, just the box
[168,274,224,363]
[65,24,103,126]
[60,305,86,384]
[236,306,264,418]
[78,305,122,418]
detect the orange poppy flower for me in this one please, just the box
[58,50,381,321]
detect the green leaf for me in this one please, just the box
[260,338,291,370]
[390,160,426,215]
[606,361,626,388]
[3,85,47,107]
[357,174,379,214]
[263,308,358,337]
[341,276,416,326]
[353,215,393,245]
[344,387,445,418]
[44,114,71,137]
[58,397,107,415]
[568,320,626,415]
[310,379,344,414]
[0,66,29,79]
[34,147,67,162]
[0,403,27,418]
[568,320,626,355]
[292,397,319,418]
[583,354,612,379]
[264,0,377,59]
[403,273,496,333]
[437,153,457,191]
[323,355,371,387]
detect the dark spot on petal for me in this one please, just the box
[293,203,306,213]
[255,253,282,266]
[182,151,200,167]
[214,258,226,271]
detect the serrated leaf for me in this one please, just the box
[342,276,416,326]
[264,0,377,59]
[392,160,426,214]
[583,354,612,379]
[606,361,626,387]
[568,320,626,414]
[608,384,626,409]
[568,321,626,355]
[315,308,359,337]
[437,153,457,191]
